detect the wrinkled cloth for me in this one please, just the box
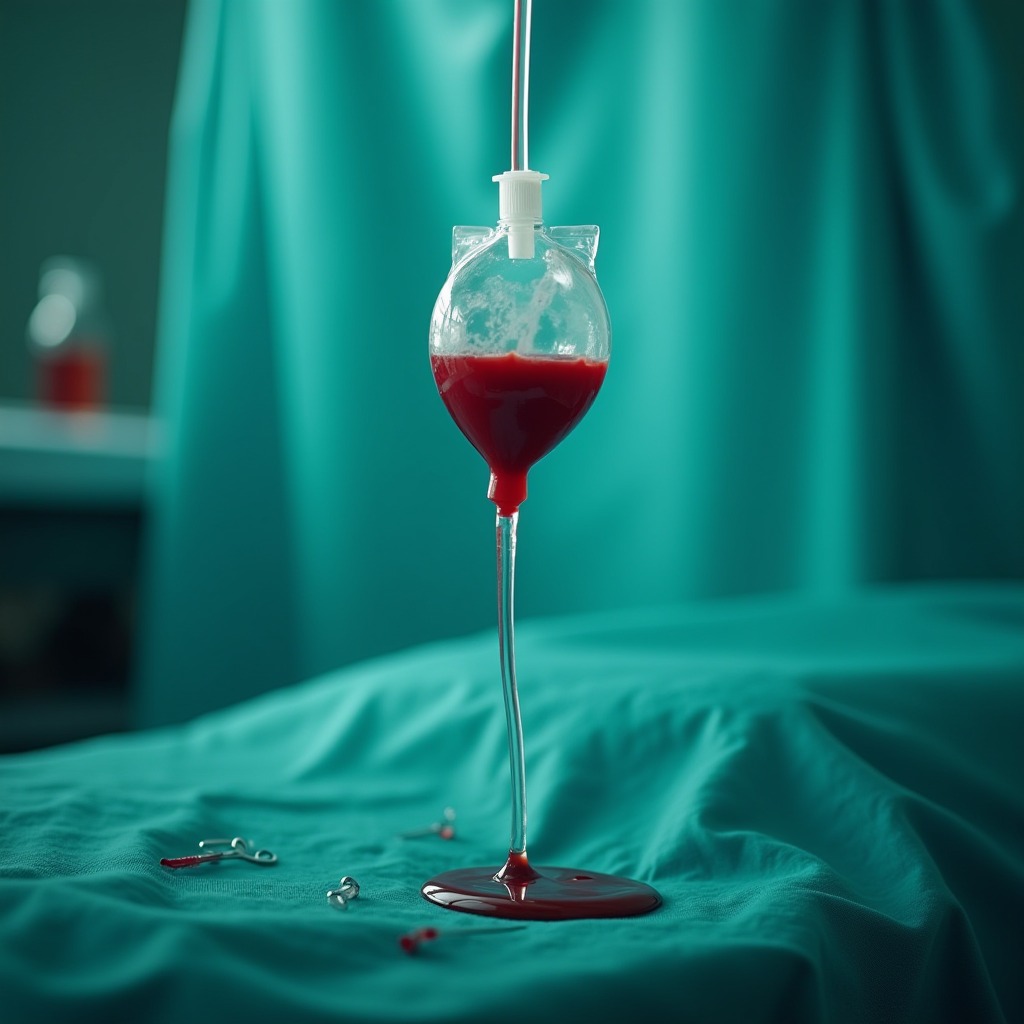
[2,584,1022,1023]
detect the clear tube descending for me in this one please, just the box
[496,512,527,855]
[510,0,533,171]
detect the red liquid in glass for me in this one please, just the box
[427,350,662,921]
[430,352,607,514]
[38,346,106,410]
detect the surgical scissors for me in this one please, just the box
[160,836,277,869]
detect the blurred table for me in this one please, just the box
[0,402,160,506]
[0,402,161,751]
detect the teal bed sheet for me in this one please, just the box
[2,584,1022,1023]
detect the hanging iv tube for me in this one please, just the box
[511,0,533,170]
[496,0,546,259]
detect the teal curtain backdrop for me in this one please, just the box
[137,0,1023,726]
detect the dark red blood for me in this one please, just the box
[422,849,661,921]
[431,353,607,515]
[161,856,203,868]
[160,853,222,869]
[38,346,105,409]
[399,935,417,953]
[419,927,439,941]
[493,849,541,884]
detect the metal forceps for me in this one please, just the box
[160,836,278,869]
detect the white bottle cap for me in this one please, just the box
[492,169,549,259]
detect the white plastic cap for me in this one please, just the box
[492,169,549,259]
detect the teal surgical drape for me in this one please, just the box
[138,0,1023,725]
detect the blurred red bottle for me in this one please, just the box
[27,257,110,410]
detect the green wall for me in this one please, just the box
[0,0,186,408]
